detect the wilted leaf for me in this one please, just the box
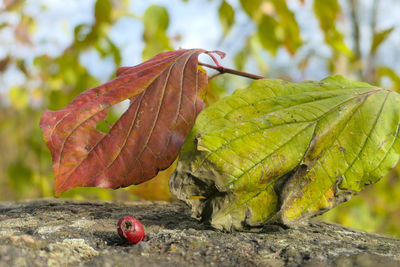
[218,0,235,35]
[40,49,211,196]
[170,76,400,231]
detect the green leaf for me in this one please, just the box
[143,5,169,33]
[313,0,353,57]
[239,0,262,20]
[170,76,400,231]
[234,47,249,71]
[9,87,29,110]
[270,0,302,54]
[94,37,122,66]
[0,22,10,30]
[218,0,235,35]
[7,161,33,199]
[142,5,172,60]
[95,0,112,24]
[257,15,281,56]
[378,67,400,92]
[256,1,302,55]
[370,27,394,56]
[107,37,122,66]
[249,34,269,73]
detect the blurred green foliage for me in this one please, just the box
[1,0,400,238]
[218,1,235,35]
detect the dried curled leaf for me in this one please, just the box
[40,49,211,196]
[170,76,400,231]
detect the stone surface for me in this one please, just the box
[0,199,399,267]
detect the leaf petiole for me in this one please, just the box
[198,62,265,80]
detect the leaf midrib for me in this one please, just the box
[56,50,197,191]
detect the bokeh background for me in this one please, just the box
[1,0,400,237]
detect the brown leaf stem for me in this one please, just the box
[199,62,265,80]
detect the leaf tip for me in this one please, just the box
[210,50,226,59]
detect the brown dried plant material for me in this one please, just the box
[40,49,211,196]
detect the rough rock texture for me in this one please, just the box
[0,199,399,267]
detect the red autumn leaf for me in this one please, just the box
[40,49,217,196]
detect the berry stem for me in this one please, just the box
[198,62,265,80]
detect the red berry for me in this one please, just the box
[117,216,145,244]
